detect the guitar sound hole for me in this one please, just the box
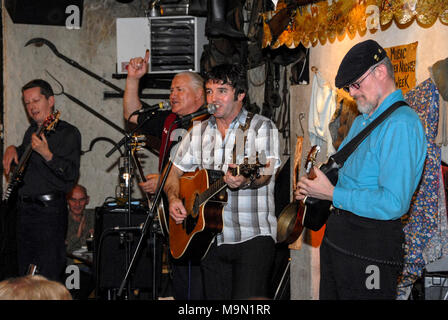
[192,194,199,218]
[185,195,200,235]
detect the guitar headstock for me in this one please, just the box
[304,145,320,175]
[232,155,267,179]
[130,134,147,153]
[42,110,60,132]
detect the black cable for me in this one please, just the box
[81,137,123,156]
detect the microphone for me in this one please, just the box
[174,104,217,124]
[136,101,171,114]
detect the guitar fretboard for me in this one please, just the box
[197,168,238,205]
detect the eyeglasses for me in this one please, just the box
[343,66,377,93]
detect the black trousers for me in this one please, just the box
[171,259,204,300]
[16,198,68,282]
[320,210,404,300]
[201,235,275,300]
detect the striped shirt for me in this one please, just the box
[172,108,281,245]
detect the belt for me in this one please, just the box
[333,208,351,215]
[20,192,65,206]
[333,208,402,223]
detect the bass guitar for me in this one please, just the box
[170,160,264,261]
[3,111,60,203]
[302,146,339,231]
[129,135,169,238]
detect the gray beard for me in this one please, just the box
[357,102,375,115]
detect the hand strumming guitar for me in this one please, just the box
[294,166,335,201]
[31,132,53,162]
[168,196,187,225]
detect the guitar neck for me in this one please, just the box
[308,167,317,180]
[199,177,227,204]
[130,150,152,202]
[197,167,239,205]
[11,125,46,177]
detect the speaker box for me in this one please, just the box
[5,0,84,26]
[424,273,448,300]
[94,204,162,292]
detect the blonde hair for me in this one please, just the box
[0,275,72,300]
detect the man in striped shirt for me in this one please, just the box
[165,64,281,299]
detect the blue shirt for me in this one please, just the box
[332,90,427,220]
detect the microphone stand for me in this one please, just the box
[105,110,165,300]
[105,109,162,159]
[117,158,175,299]
[116,121,184,300]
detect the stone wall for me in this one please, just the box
[2,0,287,209]
[3,0,156,208]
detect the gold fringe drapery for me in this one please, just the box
[262,0,448,49]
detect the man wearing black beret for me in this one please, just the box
[295,39,427,299]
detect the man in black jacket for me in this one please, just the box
[3,79,81,282]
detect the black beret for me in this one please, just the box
[335,40,387,89]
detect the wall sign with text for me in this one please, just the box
[385,42,418,95]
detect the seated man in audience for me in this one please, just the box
[65,184,95,299]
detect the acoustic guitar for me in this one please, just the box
[170,161,264,261]
[3,111,60,203]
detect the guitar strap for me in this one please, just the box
[159,113,178,171]
[330,101,409,168]
[232,112,255,164]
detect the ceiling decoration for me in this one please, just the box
[262,0,448,49]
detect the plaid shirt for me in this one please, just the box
[172,108,281,245]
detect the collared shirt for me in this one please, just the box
[16,120,81,197]
[333,90,427,220]
[66,208,95,254]
[173,108,281,245]
[138,111,189,170]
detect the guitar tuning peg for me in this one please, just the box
[135,135,147,141]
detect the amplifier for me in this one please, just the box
[93,204,162,292]
[424,273,448,300]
